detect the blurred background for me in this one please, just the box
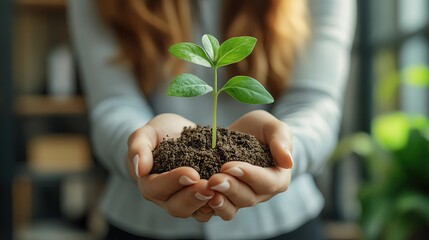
[1,0,428,239]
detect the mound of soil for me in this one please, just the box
[151,126,275,179]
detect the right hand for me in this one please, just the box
[127,113,215,222]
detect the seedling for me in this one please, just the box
[168,34,274,148]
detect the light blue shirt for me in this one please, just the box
[69,0,356,239]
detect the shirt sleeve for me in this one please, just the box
[271,0,356,177]
[68,0,154,179]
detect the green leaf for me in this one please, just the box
[220,76,274,104]
[402,65,429,87]
[360,197,392,240]
[167,73,213,97]
[396,192,429,222]
[372,112,429,151]
[216,36,257,67]
[168,43,212,67]
[372,112,410,151]
[328,133,374,165]
[202,34,220,61]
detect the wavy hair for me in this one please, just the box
[96,0,309,98]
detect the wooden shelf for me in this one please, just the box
[15,95,86,116]
[16,0,66,10]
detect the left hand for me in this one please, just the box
[205,110,293,221]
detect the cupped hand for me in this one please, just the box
[207,110,293,220]
[127,113,215,222]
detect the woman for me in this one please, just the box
[69,0,356,239]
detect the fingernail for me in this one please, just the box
[132,154,140,178]
[195,192,213,201]
[209,197,224,209]
[224,167,244,177]
[211,180,230,192]
[286,150,294,167]
[179,176,196,186]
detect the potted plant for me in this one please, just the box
[330,66,429,240]
[151,34,276,179]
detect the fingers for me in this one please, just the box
[228,110,294,169]
[138,168,216,220]
[192,209,214,222]
[263,121,294,169]
[221,162,291,195]
[127,125,158,179]
[127,113,197,180]
[207,162,291,212]
[163,180,215,219]
[208,173,265,208]
[136,163,289,222]
[269,137,293,169]
[208,193,237,221]
[138,167,200,202]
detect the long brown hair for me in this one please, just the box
[96,0,309,98]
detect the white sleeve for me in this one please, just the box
[68,0,154,179]
[272,0,356,177]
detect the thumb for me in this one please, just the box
[130,145,154,179]
[269,138,293,169]
[128,125,157,179]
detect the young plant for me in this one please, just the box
[168,34,274,148]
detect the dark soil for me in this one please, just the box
[151,126,275,179]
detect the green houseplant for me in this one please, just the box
[330,66,429,240]
[151,34,276,179]
[167,34,274,148]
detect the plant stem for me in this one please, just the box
[212,67,218,148]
